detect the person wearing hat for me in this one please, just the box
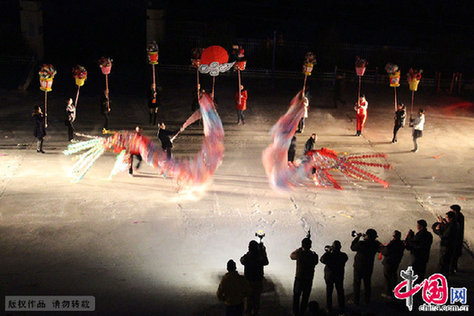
[290,237,319,316]
[320,240,348,312]
[350,228,382,305]
[450,205,464,273]
[432,211,460,277]
[217,259,250,316]
[405,219,433,281]
[380,230,405,299]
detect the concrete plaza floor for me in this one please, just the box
[0,75,472,315]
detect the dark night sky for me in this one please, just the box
[1,0,472,72]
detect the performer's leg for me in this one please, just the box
[136,155,142,169]
[356,115,361,135]
[129,155,134,175]
[412,132,418,152]
[360,114,367,133]
[392,124,400,142]
[36,137,42,152]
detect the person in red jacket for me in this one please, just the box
[355,95,368,136]
[235,85,248,125]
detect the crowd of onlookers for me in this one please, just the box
[216,204,465,316]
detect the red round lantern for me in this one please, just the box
[200,46,229,65]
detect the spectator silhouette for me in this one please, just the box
[240,240,269,316]
[217,259,251,316]
[432,211,460,277]
[320,240,348,312]
[381,230,405,299]
[405,219,433,281]
[350,228,382,305]
[450,204,464,273]
[291,237,319,316]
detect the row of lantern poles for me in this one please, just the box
[38,44,424,128]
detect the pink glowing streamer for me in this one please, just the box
[65,93,224,187]
[262,91,391,191]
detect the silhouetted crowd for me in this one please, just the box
[217,204,465,316]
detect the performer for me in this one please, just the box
[235,85,248,125]
[100,90,111,130]
[158,122,181,160]
[288,136,297,163]
[297,96,309,133]
[354,95,368,136]
[129,126,143,176]
[392,104,406,143]
[148,87,159,126]
[304,133,317,155]
[410,109,425,152]
[32,105,46,153]
[65,98,76,141]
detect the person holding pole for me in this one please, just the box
[100,90,111,130]
[148,86,159,126]
[33,105,46,153]
[65,98,76,141]
[235,85,248,125]
[392,103,406,143]
[355,95,368,136]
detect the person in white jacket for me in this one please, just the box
[410,109,425,152]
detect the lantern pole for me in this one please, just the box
[196,68,200,99]
[393,87,397,111]
[105,73,110,111]
[75,85,80,108]
[238,69,242,104]
[212,76,216,101]
[152,64,156,91]
[44,90,48,128]
[302,74,308,97]
[410,90,414,117]
[358,76,361,101]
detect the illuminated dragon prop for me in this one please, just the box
[262,91,391,191]
[64,93,224,186]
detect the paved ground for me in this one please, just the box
[0,74,472,315]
